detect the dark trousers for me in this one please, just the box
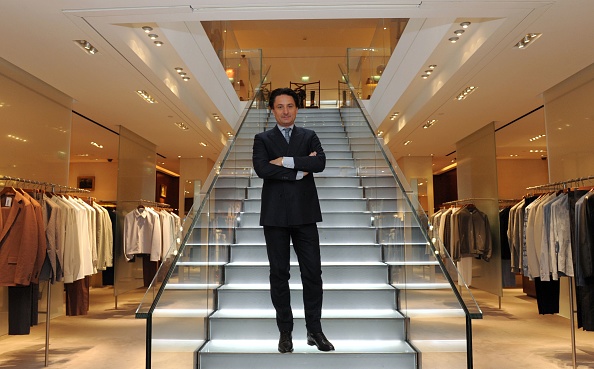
[263,224,323,333]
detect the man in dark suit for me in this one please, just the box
[252,87,334,353]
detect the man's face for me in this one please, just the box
[271,94,298,128]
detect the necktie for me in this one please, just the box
[283,128,291,143]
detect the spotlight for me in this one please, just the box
[142,26,153,33]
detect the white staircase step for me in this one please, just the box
[224,262,388,284]
[199,340,417,369]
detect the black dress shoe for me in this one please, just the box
[307,331,335,352]
[278,331,293,353]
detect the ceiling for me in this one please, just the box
[1,1,593,175]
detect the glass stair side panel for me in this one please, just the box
[340,103,479,369]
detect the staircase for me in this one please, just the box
[138,106,478,369]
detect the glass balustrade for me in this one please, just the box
[339,64,482,369]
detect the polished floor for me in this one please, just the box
[0,286,593,369]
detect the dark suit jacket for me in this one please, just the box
[252,125,326,227]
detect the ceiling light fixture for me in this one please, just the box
[175,67,183,72]
[182,77,190,81]
[449,37,459,43]
[422,74,430,79]
[74,40,98,55]
[90,141,103,149]
[148,34,159,40]
[423,119,437,129]
[154,41,164,46]
[529,134,546,142]
[456,86,477,101]
[7,134,27,142]
[514,33,542,49]
[390,112,399,120]
[460,22,471,28]
[178,72,187,77]
[213,113,221,122]
[404,140,412,146]
[424,70,433,75]
[377,130,384,136]
[200,142,207,147]
[136,90,157,104]
[454,29,465,36]
[174,122,189,131]
[429,64,437,69]
[142,26,153,33]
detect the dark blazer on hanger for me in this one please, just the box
[0,191,40,286]
[252,125,326,227]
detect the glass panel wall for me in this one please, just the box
[136,85,270,368]
[0,57,73,336]
[347,19,408,99]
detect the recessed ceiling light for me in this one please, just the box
[182,77,190,81]
[454,29,465,36]
[424,70,433,75]
[142,26,153,33]
[456,86,477,101]
[422,74,430,79]
[428,65,437,69]
[90,141,103,149]
[7,134,27,142]
[174,122,189,131]
[148,34,159,40]
[175,67,183,72]
[178,72,187,77]
[514,33,542,49]
[74,40,98,55]
[423,119,437,129]
[154,41,164,46]
[200,142,207,147]
[460,22,471,28]
[449,37,459,43]
[136,90,157,104]
[404,140,412,146]
[529,134,546,142]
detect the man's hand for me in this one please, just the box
[270,157,283,166]
[309,151,317,156]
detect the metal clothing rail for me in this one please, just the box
[0,175,91,193]
[441,197,497,206]
[526,175,594,191]
[0,174,90,367]
[119,199,171,208]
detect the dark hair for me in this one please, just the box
[268,88,299,109]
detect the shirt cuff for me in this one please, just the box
[282,156,295,168]
[296,171,304,180]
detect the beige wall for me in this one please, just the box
[497,159,549,200]
[544,62,594,182]
[68,161,118,201]
[396,156,434,215]
[179,157,215,216]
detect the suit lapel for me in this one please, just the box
[0,191,26,244]
[268,127,289,152]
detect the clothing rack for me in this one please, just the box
[119,199,171,208]
[524,178,594,369]
[0,175,91,194]
[441,197,496,206]
[526,175,594,191]
[0,174,91,367]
